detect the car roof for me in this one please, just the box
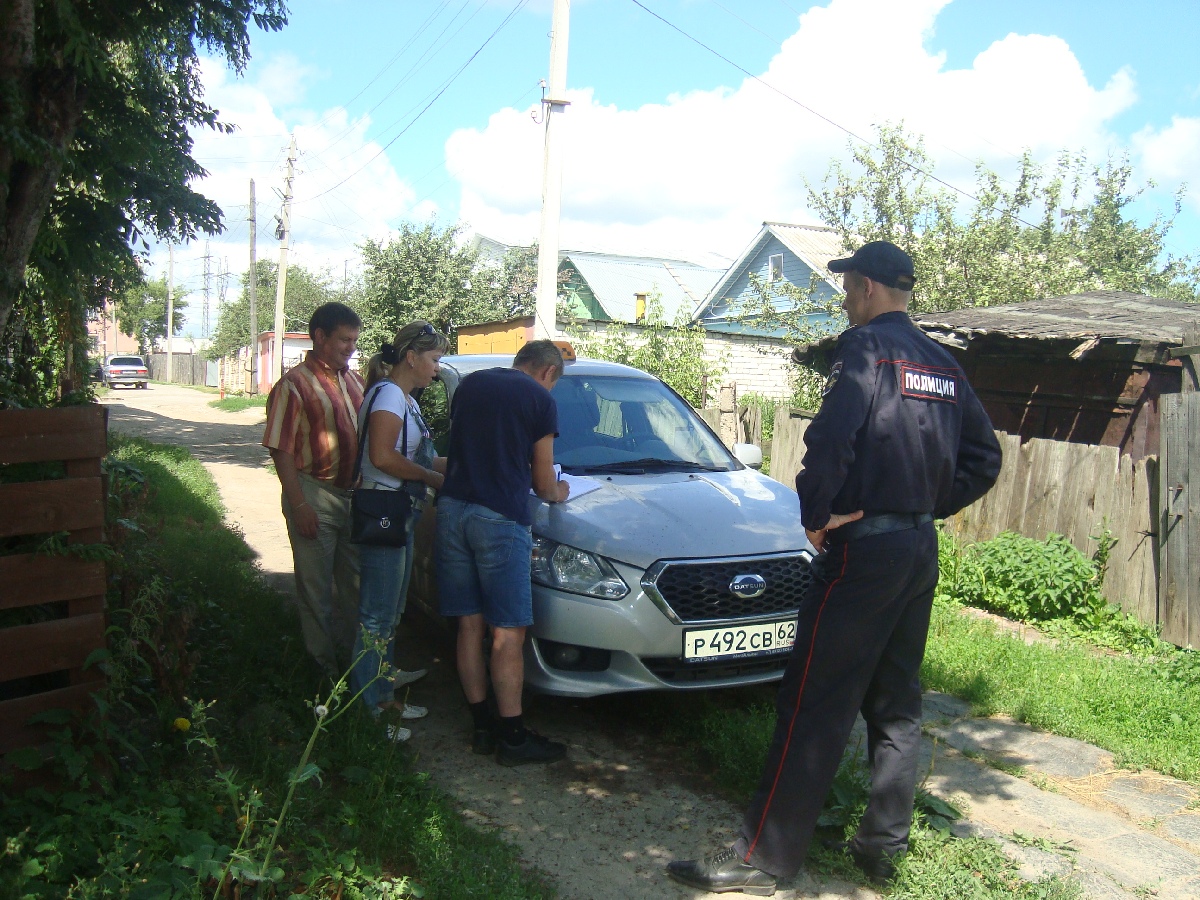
[438,354,657,380]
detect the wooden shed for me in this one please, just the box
[913,292,1200,461]
[456,316,534,356]
[799,292,1200,461]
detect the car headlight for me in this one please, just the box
[531,537,629,600]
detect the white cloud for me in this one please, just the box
[1134,116,1200,198]
[147,55,428,336]
[447,0,1138,261]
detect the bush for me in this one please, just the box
[950,531,1104,622]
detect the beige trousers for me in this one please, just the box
[282,473,361,677]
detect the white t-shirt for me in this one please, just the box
[359,380,423,488]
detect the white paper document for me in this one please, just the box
[531,466,604,501]
[558,472,603,500]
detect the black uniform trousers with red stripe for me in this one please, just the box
[733,520,940,878]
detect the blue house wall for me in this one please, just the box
[700,235,841,336]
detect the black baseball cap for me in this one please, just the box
[828,241,916,290]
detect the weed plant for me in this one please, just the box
[208,395,268,413]
[604,687,1079,899]
[0,434,551,899]
[929,526,1200,779]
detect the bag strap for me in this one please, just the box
[352,382,408,484]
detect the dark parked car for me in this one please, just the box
[103,355,150,389]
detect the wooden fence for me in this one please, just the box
[148,352,210,386]
[767,409,1163,635]
[0,407,108,755]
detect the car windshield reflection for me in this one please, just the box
[552,374,735,473]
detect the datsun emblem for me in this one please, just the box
[729,574,766,598]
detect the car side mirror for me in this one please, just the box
[732,442,763,470]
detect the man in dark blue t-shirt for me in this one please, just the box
[437,340,570,766]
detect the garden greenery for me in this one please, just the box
[567,292,726,408]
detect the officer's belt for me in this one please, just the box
[829,512,933,543]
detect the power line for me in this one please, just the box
[306,1,482,161]
[295,0,529,205]
[627,0,1044,228]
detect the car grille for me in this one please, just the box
[648,553,814,623]
[642,653,790,683]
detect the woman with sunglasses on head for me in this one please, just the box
[352,321,450,740]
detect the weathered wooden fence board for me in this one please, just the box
[0,479,105,539]
[0,406,107,465]
[1159,392,1199,647]
[0,406,108,757]
[0,554,106,610]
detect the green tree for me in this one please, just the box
[208,260,344,360]
[569,293,725,408]
[357,222,532,354]
[808,123,1200,313]
[0,0,287,402]
[115,273,187,355]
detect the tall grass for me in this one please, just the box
[2,434,553,899]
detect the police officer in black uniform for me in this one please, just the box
[668,241,1002,895]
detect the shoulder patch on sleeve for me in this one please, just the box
[898,363,958,403]
[822,360,844,397]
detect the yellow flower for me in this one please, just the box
[173,717,191,732]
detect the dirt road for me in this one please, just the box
[102,384,1200,900]
[101,383,877,899]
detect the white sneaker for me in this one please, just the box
[390,668,428,688]
[400,703,428,720]
[385,724,412,742]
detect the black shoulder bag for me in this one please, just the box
[350,385,415,547]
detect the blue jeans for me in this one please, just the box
[351,510,420,713]
[436,498,534,628]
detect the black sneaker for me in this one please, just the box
[472,726,497,755]
[495,729,566,766]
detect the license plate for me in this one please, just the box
[684,618,797,661]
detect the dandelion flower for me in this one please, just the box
[173,717,191,732]
[313,704,329,720]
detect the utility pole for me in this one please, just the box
[272,134,297,385]
[249,179,258,395]
[166,245,175,383]
[202,240,212,337]
[342,259,348,303]
[534,0,571,340]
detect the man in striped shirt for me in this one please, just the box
[263,302,365,679]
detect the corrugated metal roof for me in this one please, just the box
[914,292,1199,345]
[762,222,848,282]
[565,252,725,322]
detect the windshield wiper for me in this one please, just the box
[567,458,727,474]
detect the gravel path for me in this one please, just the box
[101,383,1200,900]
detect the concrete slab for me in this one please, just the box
[1099,775,1196,821]
[927,717,1114,779]
[1085,830,1200,886]
[1159,811,1200,851]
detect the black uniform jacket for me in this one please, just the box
[796,311,1002,532]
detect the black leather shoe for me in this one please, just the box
[822,840,897,886]
[667,846,777,896]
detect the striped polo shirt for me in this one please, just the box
[262,352,365,490]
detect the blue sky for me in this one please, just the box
[170,0,1200,336]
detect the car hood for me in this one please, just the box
[529,468,811,569]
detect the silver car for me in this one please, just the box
[103,354,150,389]
[410,355,816,697]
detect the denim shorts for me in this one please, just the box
[436,497,534,628]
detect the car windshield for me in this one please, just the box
[552,374,736,472]
[109,357,144,366]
